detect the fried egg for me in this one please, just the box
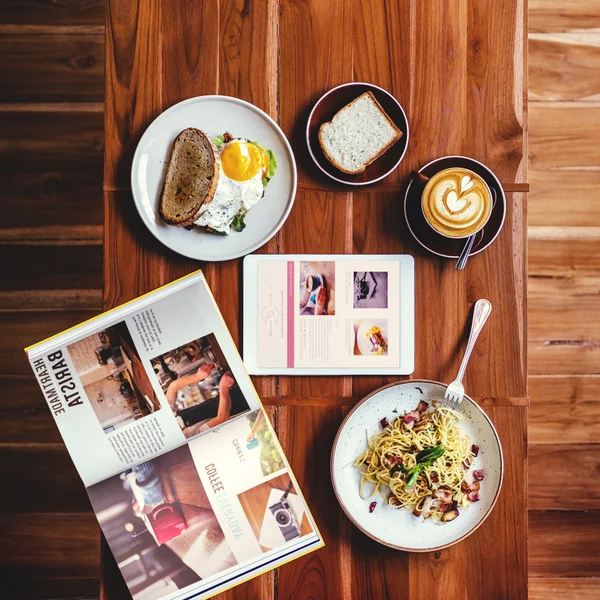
[195,139,269,234]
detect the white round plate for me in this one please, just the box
[331,380,503,552]
[131,96,297,261]
[357,320,389,356]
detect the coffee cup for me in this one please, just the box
[414,168,493,238]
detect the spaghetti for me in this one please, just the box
[354,401,484,522]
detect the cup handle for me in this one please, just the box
[409,170,429,186]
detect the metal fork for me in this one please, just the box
[441,299,492,410]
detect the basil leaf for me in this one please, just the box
[405,467,420,489]
[416,444,445,466]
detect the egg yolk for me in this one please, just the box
[220,141,269,182]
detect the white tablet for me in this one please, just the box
[243,254,414,375]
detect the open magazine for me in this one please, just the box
[25,271,323,600]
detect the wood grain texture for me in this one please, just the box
[529,341,600,375]
[0,0,105,26]
[0,33,104,102]
[529,375,600,443]
[529,233,600,275]
[529,512,600,577]
[529,102,600,170]
[529,33,600,101]
[2,170,103,230]
[529,170,600,227]
[0,109,103,173]
[1,310,98,375]
[529,444,600,510]
[0,577,99,600]
[102,0,528,598]
[529,578,600,600]
[529,0,600,33]
[528,275,600,340]
[0,512,100,579]
[0,376,64,444]
[0,245,102,290]
[0,446,91,513]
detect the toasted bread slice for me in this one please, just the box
[159,128,220,226]
[318,91,402,175]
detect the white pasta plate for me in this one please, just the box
[330,380,503,551]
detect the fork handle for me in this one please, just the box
[456,299,492,383]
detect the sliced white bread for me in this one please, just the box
[318,91,402,174]
[159,128,220,226]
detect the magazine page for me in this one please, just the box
[87,408,322,600]
[244,254,414,375]
[27,272,261,487]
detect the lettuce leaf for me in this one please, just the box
[213,134,226,148]
[232,212,246,232]
[251,142,278,188]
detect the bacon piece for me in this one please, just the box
[473,469,484,481]
[441,509,459,522]
[467,491,480,502]
[383,454,403,468]
[421,496,434,519]
[405,420,415,430]
[223,132,234,142]
[402,411,421,425]
[462,458,471,470]
[389,495,401,507]
[471,444,480,457]
[412,508,422,517]
[469,480,481,493]
[380,417,390,428]
[438,502,451,513]
[416,400,429,413]
[368,501,377,513]
[430,475,439,483]
[433,488,453,503]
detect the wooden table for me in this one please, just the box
[102,1,528,598]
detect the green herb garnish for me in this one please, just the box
[213,134,226,148]
[405,444,445,489]
[232,212,246,232]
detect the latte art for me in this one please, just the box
[421,168,492,238]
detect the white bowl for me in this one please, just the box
[331,380,503,551]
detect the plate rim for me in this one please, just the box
[305,82,410,186]
[330,379,505,552]
[130,94,298,262]
[403,155,507,259]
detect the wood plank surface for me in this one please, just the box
[529,233,600,275]
[529,0,600,33]
[0,376,63,444]
[0,109,103,173]
[529,341,600,375]
[529,444,600,510]
[0,446,91,513]
[1,0,105,26]
[0,513,100,579]
[529,102,600,170]
[0,33,104,102]
[529,578,600,600]
[529,33,600,101]
[99,0,528,598]
[529,512,600,578]
[529,170,600,227]
[529,375,600,444]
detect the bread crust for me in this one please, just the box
[159,128,220,227]
[318,91,403,175]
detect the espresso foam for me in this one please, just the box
[422,168,492,237]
